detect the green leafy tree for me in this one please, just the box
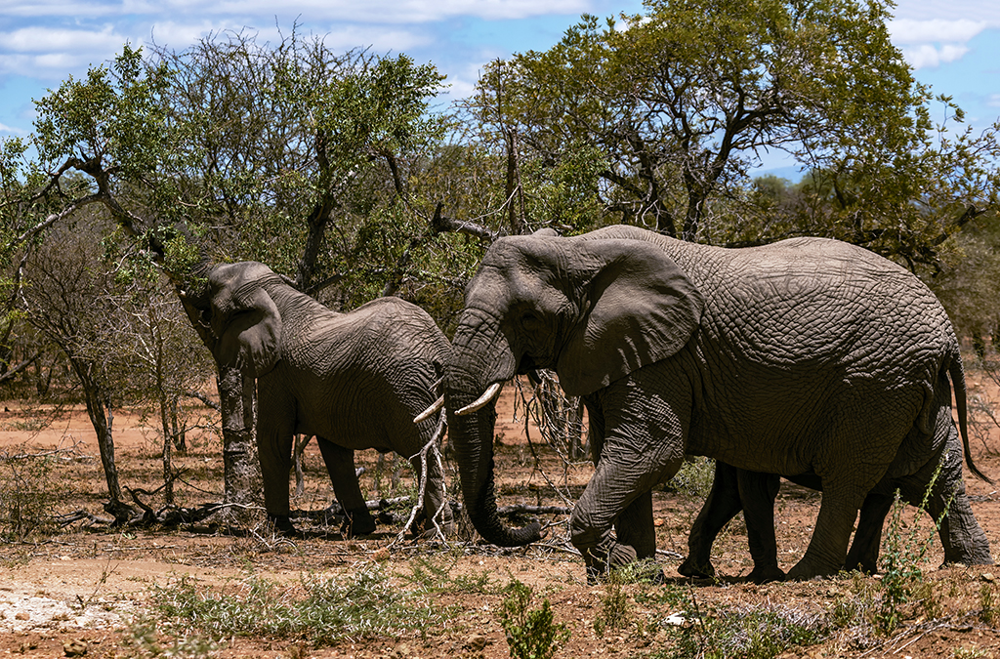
[469,0,999,263]
[3,33,451,519]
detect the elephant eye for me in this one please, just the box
[521,312,541,331]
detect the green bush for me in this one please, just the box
[498,578,570,659]
[0,445,60,541]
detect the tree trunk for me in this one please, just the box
[71,358,132,522]
[158,391,174,505]
[216,363,263,516]
[170,396,186,452]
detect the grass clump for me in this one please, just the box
[593,570,632,638]
[150,563,447,646]
[980,583,1000,627]
[662,602,828,659]
[666,457,716,499]
[498,577,570,659]
[405,553,495,595]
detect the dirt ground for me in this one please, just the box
[2,373,1000,658]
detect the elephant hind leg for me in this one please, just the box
[680,461,744,579]
[316,438,377,537]
[905,443,992,567]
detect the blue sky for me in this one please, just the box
[1,0,998,178]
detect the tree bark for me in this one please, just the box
[216,363,263,514]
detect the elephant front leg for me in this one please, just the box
[256,423,297,534]
[568,368,693,582]
[316,439,377,537]
[786,485,862,580]
[409,444,454,538]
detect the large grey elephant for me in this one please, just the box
[207,262,453,537]
[441,224,990,581]
[681,450,992,583]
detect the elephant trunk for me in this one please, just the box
[447,317,543,547]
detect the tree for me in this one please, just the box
[469,0,999,265]
[4,35,452,522]
[20,217,134,520]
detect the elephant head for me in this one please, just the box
[446,232,704,547]
[207,262,284,378]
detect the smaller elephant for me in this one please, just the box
[206,261,454,537]
[681,414,992,582]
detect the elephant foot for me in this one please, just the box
[746,565,785,584]
[677,557,715,580]
[341,508,377,538]
[786,555,840,581]
[844,556,878,575]
[942,546,993,568]
[583,541,643,585]
[267,514,297,537]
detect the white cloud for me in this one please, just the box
[887,17,989,70]
[989,94,1000,108]
[318,27,433,53]
[891,0,1000,26]
[0,25,128,54]
[900,43,970,69]
[0,122,29,136]
[160,0,589,23]
[1,1,123,19]
[889,18,986,44]
[144,21,220,49]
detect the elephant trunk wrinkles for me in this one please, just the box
[447,323,542,547]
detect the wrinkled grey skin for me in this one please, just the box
[208,262,453,537]
[445,224,991,581]
[682,448,992,583]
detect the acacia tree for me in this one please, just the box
[3,34,451,521]
[20,218,134,519]
[470,0,999,264]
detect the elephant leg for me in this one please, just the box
[907,439,992,567]
[737,469,784,583]
[570,372,689,583]
[616,490,656,560]
[786,484,863,580]
[407,443,454,537]
[255,397,296,532]
[931,484,993,566]
[845,490,894,574]
[680,461,744,579]
[614,490,664,582]
[316,438,376,537]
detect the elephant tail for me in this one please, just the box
[949,347,992,484]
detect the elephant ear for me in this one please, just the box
[556,239,703,397]
[209,263,283,378]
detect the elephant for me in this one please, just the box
[680,449,992,583]
[207,261,454,537]
[440,224,991,581]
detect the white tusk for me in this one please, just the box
[456,382,502,416]
[413,395,445,424]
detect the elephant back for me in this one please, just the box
[283,296,449,449]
